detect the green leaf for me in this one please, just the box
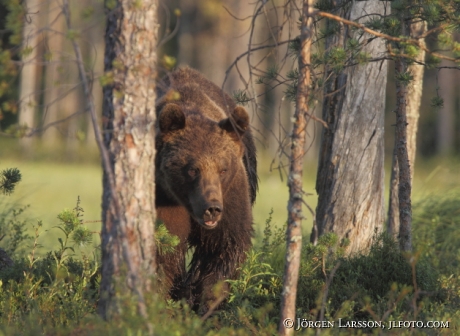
[66,29,80,41]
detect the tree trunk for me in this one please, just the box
[19,0,40,143]
[278,1,312,335]
[387,149,400,237]
[387,21,426,237]
[314,0,387,254]
[437,58,456,155]
[394,16,413,252]
[85,6,104,149]
[42,0,64,145]
[98,0,158,320]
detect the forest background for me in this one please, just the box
[0,0,458,247]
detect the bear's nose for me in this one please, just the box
[205,206,222,218]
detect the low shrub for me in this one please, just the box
[0,189,458,334]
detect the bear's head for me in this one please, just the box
[156,103,250,229]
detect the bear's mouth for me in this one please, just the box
[192,216,220,229]
[189,200,223,229]
[203,220,218,229]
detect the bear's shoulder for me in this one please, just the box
[157,67,236,117]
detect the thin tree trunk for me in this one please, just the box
[19,0,40,143]
[314,0,387,254]
[388,21,426,237]
[406,21,427,172]
[278,1,312,335]
[394,60,412,252]
[97,0,158,320]
[65,0,84,152]
[394,14,413,252]
[387,149,400,236]
[437,58,456,155]
[85,14,104,148]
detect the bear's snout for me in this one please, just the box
[202,202,222,229]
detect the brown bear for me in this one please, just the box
[155,67,257,312]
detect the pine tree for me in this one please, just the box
[314,0,388,254]
[98,0,159,322]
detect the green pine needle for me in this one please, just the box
[0,167,22,195]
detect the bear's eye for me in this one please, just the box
[220,169,227,175]
[188,168,198,177]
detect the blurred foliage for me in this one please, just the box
[0,0,21,126]
[413,190,460,274]
[155,221,180,256]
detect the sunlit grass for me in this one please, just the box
[253,155,317,240]
[2,153,458,253]
[411,156,460,200]
[1,159,102,250]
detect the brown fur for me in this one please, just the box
[155,67,257,312]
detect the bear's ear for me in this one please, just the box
[218,106,249,137]
[159,103,186,133]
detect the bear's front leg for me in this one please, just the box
[155,204,191,300]
[187,255,232,313]
[157,241,188,300]
[187,228,252,314]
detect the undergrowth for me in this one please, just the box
[0,184,459,334]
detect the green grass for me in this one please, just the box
[1,159,102,250]
[2,154,317,252]
[1,152,459,252]
[411,156,460,199]
[254,157,317,239]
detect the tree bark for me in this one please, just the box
[394,16,413,252]
[19,0,40,143]
[98,0,158,320]
[314,0,387,254]
[278,1,312,335]
[387,21,426,237]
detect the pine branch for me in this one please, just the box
[315,11,459,63]
[0,168,22,195]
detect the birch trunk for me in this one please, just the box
[98,0,158,319]
[314,0,387,254]
[278,1,312,335]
